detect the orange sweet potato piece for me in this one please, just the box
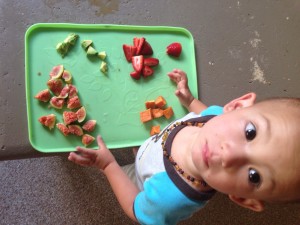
[155,96,166,108]
[140,109,153,123]
[150,125,160,136]
[145,100,156,109]
[163,106,174,119]
[151,108,164,118]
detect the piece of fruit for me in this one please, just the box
[145,100,156,109]
[58,85,70,99]
[49,65,64,79]
[163,106,174,119]
[64,33,78,46]
[62,70,72,83]
[67,96,81,109]
[68,84,78,98]
[135,37,145,55]
[140,41,153,55]
[82,120,97,132]
[142,65,154,77]
[87,46,97,55]
[35,89,51,102]
[130,71,141,80]
[150,125,160,136]
[144,58,159,66]
[82,134,95,146]
[100,61,108,74]
[151,108,164,118]
[56,42,69,58]
[166,42,182,57]
[155,96,167,108]
[81,40,93,49]
[50,96,64,109]
[56,123,70,136]
[132,55,144,72]
[123,44,137,62]
[98,51,107,60]
[140,109,153,123]
[68,125,83,136]
[38,114,56,130]
[76,106,86,123]
[47,79,64,96]
[63,111,78,125]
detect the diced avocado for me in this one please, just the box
[98,51,107,60]
[100,61,108,74]
[81,40,93,50]
[64,33,79,45]
[56,42,69,57]
[87,46,98,55]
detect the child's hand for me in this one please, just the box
[168,69,194,108]
[68,135,116,171]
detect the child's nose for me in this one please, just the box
[221,142,247,168]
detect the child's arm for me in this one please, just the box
[68,135,139,222]
[168,69,207,114]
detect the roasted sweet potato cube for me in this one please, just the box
[151,108,164,118]
[140,109,153,123]
[163,106,174,119]
[145,100,156,109]
[154,96,166,108]
[150,125,160,136]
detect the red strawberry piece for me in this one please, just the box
[123,44,137,62]
[144,57,159,66]
[142,66,154,77]
[135,37,145,55]
[140,41,153,55]
[166,42,182,57]
[133,37,140,47]
[130,71,141,80]
[132,55,144,72]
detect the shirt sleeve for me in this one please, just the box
[201,105,223,116]
[133,172,206,225]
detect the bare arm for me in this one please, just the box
[68,136,139,222]
[168,69,207,114]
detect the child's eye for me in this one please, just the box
[248,168,261,187]
[245,122,256,141]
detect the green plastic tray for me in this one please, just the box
[25,23,198,152]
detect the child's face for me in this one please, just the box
[190,94,300,210]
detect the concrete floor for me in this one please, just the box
[1,0,300,224]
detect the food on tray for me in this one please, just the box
[98,51,107,60]
[87,46,98,56]
[56,123,70,136]
[76,106,86,123]
[34,89,51,102]
[145,100,156,109]
[163,106,174,119]
[62,70,72,83]
[50,96,64,109]
[100,61,108,74]
[56,33,78,57]
[150,125,160,136]
[38,114,56,130]
[63,111,78,125]
[82,134,95,146]
[123,37,159,80]
[67,96,81,109]
[68,125,84,136]
[81,40,93,50]
[49,65,64,79]
[151,108,164,118]
[166,42,182,57]
[82,120,97,132]
[154,96,166,108]
[47,78,64,96]
[140,109,153,123]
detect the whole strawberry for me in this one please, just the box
[166,42,182,57]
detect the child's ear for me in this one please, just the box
[223,92,256,113]
[228,195,265,212]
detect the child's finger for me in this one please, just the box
[96,135,107,149]
[68,152,94,166]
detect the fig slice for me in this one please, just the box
[47,78,64,96]
[49,65,64,79]
[56,123,70,136]
[82,134,95,146]
[82,120,97,132]
[58,85,70,99]
[68,125,83,136]
[62,70,72,84]
[63,111,78,125]
[76,106,86,123]
[35,89,51,102]
[67,96,81,109]
[67,84,78,98]
[50,96,64,109]
[38,114,56,130]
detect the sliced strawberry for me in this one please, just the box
[140,41,153,55]
[133,37,140,48]
[123,44,137,62]
[144,57,159,66]
[130,71,141,80]
[132,55,144,72]
[166,42,182,57]
[142,66,154,77]
[135,37,145,55]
